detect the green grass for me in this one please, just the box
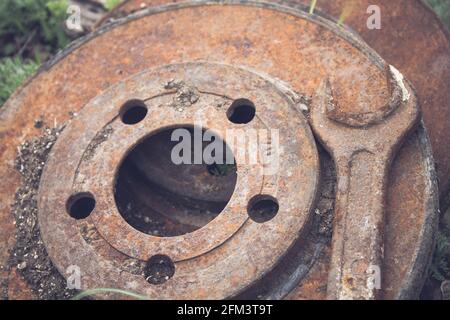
[0,57,39,106]
[309,0,318,14]
[0,0,70,59]
[72,288,149,300]
[0,0,69,107]
[105,0,123,11]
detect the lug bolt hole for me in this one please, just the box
[144,255,175,285]
[247,195,279,223]
[66,192,96,220]
[227,99,256,124]
[120,100,148,125]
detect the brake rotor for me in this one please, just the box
[39,62,319,299]
[0,1,438,299]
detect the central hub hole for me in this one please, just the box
[114,126,237,237]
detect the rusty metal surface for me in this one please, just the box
[0,1,439,299]
[311,71,419,299]
[287,123,438,300]
[39,62,319,299]
[108,0,450,205]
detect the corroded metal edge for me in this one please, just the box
[397,120,439,299]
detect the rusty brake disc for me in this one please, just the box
[0,1,439,299]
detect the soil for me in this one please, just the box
[6,125,78,300]
[314,147,336,240]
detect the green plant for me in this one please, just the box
[45,0,70,46]
[426,0,450,27]
[105,0,122,11]
[0,57,39,106]
[309,0,318,14]
[430,221,450,281]
[0,0,69,59]
[72,288,149,300]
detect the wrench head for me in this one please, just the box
[310,70,420,159]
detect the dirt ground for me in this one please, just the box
[6,125,78,299]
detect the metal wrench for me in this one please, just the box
[310,66,419,299]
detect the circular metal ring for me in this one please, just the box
[38,62,319,299]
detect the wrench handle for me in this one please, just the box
[327,151,387,300]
